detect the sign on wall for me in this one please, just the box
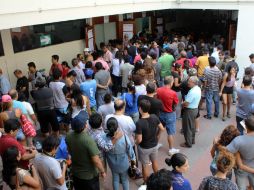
[40,34,51,46]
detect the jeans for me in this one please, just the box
[235,168,254,190]
[112,170,129,190]
[176,91,182,119]
[205,90,220,117]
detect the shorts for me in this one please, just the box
[222,86,233,94]
[138,145,158,165]
[159,111,176,135]
[55,107,68,124]
[37,109,60,133]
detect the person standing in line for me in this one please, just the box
[180,76,201,148]
[198,150,238,190]
[138,82,163,118]
[203,57,222,120]
[0,68,11,95]
[14,69,29,101]
[111,51,124,97]
[49,55,63,77]
[33,136,67,190]
[120,55,134,93]
[157,76,179,155]
[66,110,106,190]
[219,66,236,121]
[97,93,115,127]
[165,153,192,190]
[249,53,254,72]
[105,117,135,190]
[94,62,111,108]
[80,69,97,112]
[27,62,42,90]
[235,75,254,135]
[70,58,85,86]
[211,45,223,65]
[158,48,175,79]
[135,99,165,183]
[31,77,59,137]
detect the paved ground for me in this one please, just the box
[102,105,237,190]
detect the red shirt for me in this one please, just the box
[50,63,64,77]
[0,134,25,156]
[157,86,178,113]
[176,58,193,68]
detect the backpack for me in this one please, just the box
[35,70,52,87]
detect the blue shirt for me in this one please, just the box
[185,85,201,109]
[80,79,97,108]
[0,75,11,95]
[122,93,139,115]
[105,135,135,173]
[172,170,192,190]
[13,100,28,114]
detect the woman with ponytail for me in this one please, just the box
[105,117,136,190]
[122,81,140,123]
[165,153,192,190]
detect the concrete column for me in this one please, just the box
[235,6,254,79]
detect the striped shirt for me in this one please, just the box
[204,66,222,91]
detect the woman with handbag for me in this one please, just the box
[2,146,41,190]
[210,125,240,179]
[104,117,136,190]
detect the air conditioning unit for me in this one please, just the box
[176,0,181,4]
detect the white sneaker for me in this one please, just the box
[157,143,163,149]
[168,148,180,156]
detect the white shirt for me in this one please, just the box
[78,61,85,70]
[211,51,220,64]
[105,114,136,146]
[112,59,124,77]
[22,101,35,124]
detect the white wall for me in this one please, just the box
[0,0,242,30]
[235,6,254,79]
[0,29,85,86]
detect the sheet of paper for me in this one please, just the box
[88,38,94,51]
[88,29,93,39]
[123,24,133,32]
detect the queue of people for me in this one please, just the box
[0,32,253,190]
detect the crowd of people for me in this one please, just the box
[0,31,253,190]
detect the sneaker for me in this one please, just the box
[222,117,226,121]
[227,113,231,118]
[232,101,236,105]
[168,148,180,155]
[157,143,163,149]
[204,115,212,120]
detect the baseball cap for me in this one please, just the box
[2,95,12,103]
[84,69,94,77]
[188,68,197,76]
[71,110,88,131]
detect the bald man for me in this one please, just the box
[8,89,28,115]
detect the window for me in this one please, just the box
[11,19,86,53]
[0,34,4,56]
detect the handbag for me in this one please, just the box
[20,115,36,137]
[124,135,141,179]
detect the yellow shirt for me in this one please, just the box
[196,55,209,77]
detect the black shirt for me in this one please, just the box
[135,114,161,149]
[16,76,29,99]
[31,87,54,111]
[172,71,181,92]
[137,95,163,117]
